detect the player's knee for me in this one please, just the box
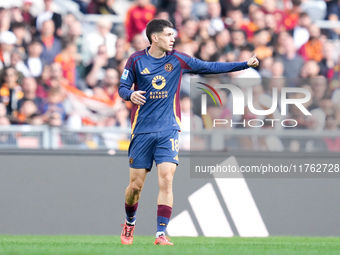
[129,181,143,195]
[159,174,173,191]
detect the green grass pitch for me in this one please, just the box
[1,236,340,255]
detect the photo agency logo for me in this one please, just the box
[196,81,312,128]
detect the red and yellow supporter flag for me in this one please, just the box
[63,85,121,125]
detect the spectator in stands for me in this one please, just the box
[0,8,10,33]
[225,7,247,31]
[84,16,117,60]
[36,64,51,99]
[67,20,83,57]
[298,24,323,62]
[280,35,304,80]
[325,0,340,38]
[116,57,128,77]
[215,29,232,55]
[42,87,66,126]
[264,13,278,35]
[310,76,329,105]
[260,57,285,81]
[107,38,129,70]
[11,22,28,55]
[154,7,170,21]
[221,0,252,16]
[320,41,335,77]
[170,0,193,33]
[272,59,284,78]
[299,60,321,79]
[87,0,101,14]
[125,0,156,42]
[17,77,43,113]
[195,16,210,42]
[21,0,34,25]
[0,31,16,69]
[245,9,267,41]
[195,39,219,62]
[39,19,62,64]
[259,56,274,78]
[35,0,62,38]
[206,0,224,36]
[253,29,272,61]
[229,29,248,53]
[85,44,114,88]
[0,67,23,116]
[14,99,39,124]
[72,0,89,14]
[325,114,339,130]
[24,39,44,78]
[9,50,29,81]
[9,5,24,23]
[100,0,117,15]
[319,98,335,117]
[94,68,120,103]
[55,39,78,88]
[178,18,198,44]
[292,12,311,50]
[260,0,284,31]
[63,20,87,81]
[62,13,77,35]
[50,62,70,88]
[87,0,117,15]
[273,31,289,57]
[131,33,149,52]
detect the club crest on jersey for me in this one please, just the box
[165,63,173,72]
[121,69,129,80]
[152,75,166,90]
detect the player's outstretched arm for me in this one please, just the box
[175,50,259,74]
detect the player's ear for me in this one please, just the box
[152,34,158,43]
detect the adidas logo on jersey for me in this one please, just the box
[141,68,150,74]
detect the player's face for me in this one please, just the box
[157,27,175,52]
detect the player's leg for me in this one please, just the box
[121,133,155,245]
[153,130,179,245]
[125,167,148,224]
[121,168,148,245]
[154,162,176,245]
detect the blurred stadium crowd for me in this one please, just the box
[0,0,340,138]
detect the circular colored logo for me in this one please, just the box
[152,75,166,90]
[165,63,173,72]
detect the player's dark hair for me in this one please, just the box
[146,19,173,44]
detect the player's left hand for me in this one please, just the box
[131,91,146,105]
[247,53,259,68]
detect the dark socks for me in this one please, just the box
[156,204,172,236]
[125,202,138,225]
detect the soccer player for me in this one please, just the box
[119,19,259,245]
